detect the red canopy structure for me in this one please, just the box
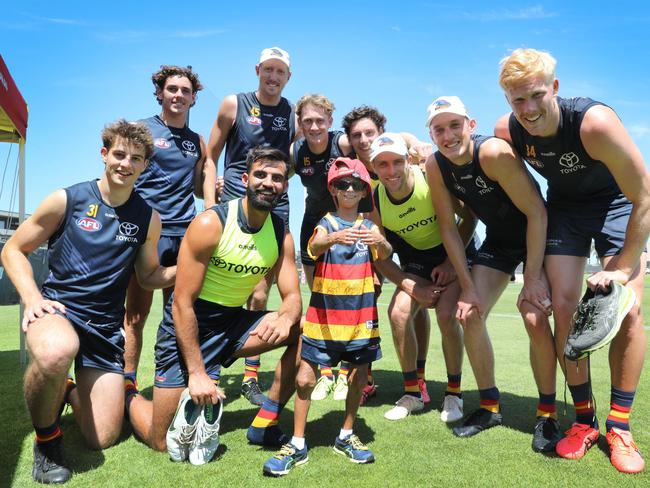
[0,55,28,143]
[0,54,28,364]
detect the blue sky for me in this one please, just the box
[1,1,649,240]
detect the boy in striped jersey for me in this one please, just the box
[263,158,392,476]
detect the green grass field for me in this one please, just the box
[1,279,649,487]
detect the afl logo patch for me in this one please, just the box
[247,116,262,126]
[300,167,314,176]
[76,217,102,232]
[154,138,171,149]
[182,140,196,152]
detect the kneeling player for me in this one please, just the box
[2,120,175,484]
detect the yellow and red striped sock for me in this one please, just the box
[244,358,261,383]
[320,366,334,379]
[569,382,595,426]
[35,422,62,445]
[250,398,281,429]
[446,373,462,398]
[606,387,634,432]
[416,359,426,381]
[536,392,557,418]
[403,370,420,398]
[479,387,500,413]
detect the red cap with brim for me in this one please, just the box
[327,157,374,213]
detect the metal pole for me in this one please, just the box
[18,140,26,367]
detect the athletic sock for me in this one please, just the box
[338,363,350,379]
[536,392,557,419]
[247,398,288,445]
[123,376,139,415]
[320,366,334,380]
[606,387,635,432]
[35,421,62,445]
[446,373,462,398]
[124,377,139,399]
[244,358,261,383]
[58,375,77,422]
[403,370,421,399]
[569,382,595,426]
[250,398,282,430]
[479,387,500,413]
[339,428,353,440]
[124,370,137,386]
[290,436,305,450]
[416,359,426,381]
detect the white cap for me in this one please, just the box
[259,47,290,68]
[370,132,409,162]
[425,96,469,127]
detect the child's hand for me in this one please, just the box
[357,225,384,247]
[330,228,360,245]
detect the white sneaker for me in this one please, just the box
[332,375,349,401]
[311,376,334,401]
[440,395,464,423]
[189,399,224,465]
[384,394,424,420]
[166,388,201,462]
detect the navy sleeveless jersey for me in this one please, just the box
[134,115,201,236]
[41,180,152,323]
[436,134,532,248]
[223,92,295,209]
[509,97,627,208]
[293,130,347,219]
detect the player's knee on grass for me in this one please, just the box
[83,422,122,450]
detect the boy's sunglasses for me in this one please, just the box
[332,179,366,191]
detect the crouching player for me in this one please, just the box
[263,158,392,476]
[128,146,302,465]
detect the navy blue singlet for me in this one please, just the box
[222,92,295,209]
[436,134,534,248]
[292,130,347,219]
[135,115,201,236]
[509,97,627,208]
[41,180,152,323]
